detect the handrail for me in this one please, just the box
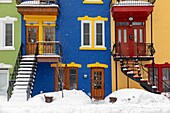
[112,43,154,57]
[36,41,61,55]
[138,62,170,92]
[7,43,23,101]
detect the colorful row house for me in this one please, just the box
[1,0,170,102]
[0,0,21,99]
[111,0,170,94]
[5,0,112,101]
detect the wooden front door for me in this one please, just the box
[116,22,145,57]
[91,68,104,100]
[26,26,39,55]
[64,67,78,90]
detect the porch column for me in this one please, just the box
[54,63,58,91]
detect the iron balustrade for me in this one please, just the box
[7,44,23,101]
[139,62,170,92]
[113,43,154,57]
[112,0,155,6]
[16,0,60,5]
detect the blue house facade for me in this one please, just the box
[15,0,111,100]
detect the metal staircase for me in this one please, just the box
[120,59,161,94]
[9,55,37,101]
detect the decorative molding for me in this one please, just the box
[79,47,106,50]
[67,62,82,68]
[83,0,103,4]
[78,16,108,21]
[87,62,108,68]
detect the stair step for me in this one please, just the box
[16,74,35,78]
[22,55,36,58]
[20,65,36,68]
[14,82,33,86]
[14,85,33,90]
[21,57,36,61]
[16,78,34,82]
[12,89,30,93]
[18,68,35,71]
[18,71,35,74]
[20,62,36,65]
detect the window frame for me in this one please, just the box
[94,21,105,48]
[145,63,170,92]
[0,16,17,50]
[81,20,92,48]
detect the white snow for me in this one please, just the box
[0,89,170,113]
[114,1,153,6]
[16,1,58,7]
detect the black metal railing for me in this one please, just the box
[16,0,60,5]
[139,62,170,92]
[112,43,155,57]
[35,41,62,56]
[7,44,23,101]
[112,0,155,6]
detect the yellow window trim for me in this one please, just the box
[51,63,66,68]
[83,1,103,4]
[79,47,107,50]
[67,62,82,68]
[83,0,103,4]
[25,24,39,26]
[87,62,108,68]
[24,15,57,22]
[78,16,108,21]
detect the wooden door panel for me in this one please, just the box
[91,68,104,100]
[26,26,39,55]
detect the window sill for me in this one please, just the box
[79,47,106,50]
[83,1,103,4]
[0,1,12,3]
[0,47,15,50]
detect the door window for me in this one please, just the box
[43,26,55,41]
[69,68,77,90]
[28,28,37,43]
[118,29,121,43]
[162,68,170,92]
[0,71,8,96]
[94,71,102,89]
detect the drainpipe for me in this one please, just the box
[151,12,155,90]
[114,11,118,91]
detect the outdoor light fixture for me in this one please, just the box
[83,74,88,79]
[129,17,133,21]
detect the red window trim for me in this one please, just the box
[145,63,170,92]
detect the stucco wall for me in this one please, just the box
[0,2,21,74]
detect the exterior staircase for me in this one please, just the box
[9,55,37,102]
[120,59,160,94]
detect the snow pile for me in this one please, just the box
[105,88,170,105]
[28,90,91,105]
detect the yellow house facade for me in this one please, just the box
[111,0,170,93]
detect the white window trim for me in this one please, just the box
[0,16,17,50]
[81,20,92,47]
[94,21,105,48]
[0,0,12,3]
[0,70,9,97]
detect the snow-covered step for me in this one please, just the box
[18,68,34,71]
[14,82,33,86]
[21,57,36,61]
[16,78,34,82]
[16,74,35,78]
[14,85,32,89]
[22,55,35,58]
[20,62,36,65]
[20,65,36,68]
[18,71,35,74]
[12,89,32,94]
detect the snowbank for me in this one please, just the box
[28,90,92,105]
[0,89,170,113]
[105,88,170,105]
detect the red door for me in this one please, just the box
[116,22,145,57]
